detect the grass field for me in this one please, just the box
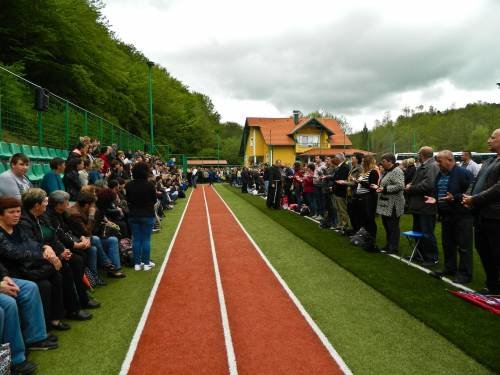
[217,185,500,373]
[27,185,499,374]
[29,195,190,375]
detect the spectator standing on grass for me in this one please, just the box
[126,162,157,271]
[191,167,198,188]
[353,156,379,241]
[332,154,351,233]
[301,164,315,215]
[405,147,440,266]
[461,151,480,178]
[0,153,32,200]
[337,153,363,234]
[266,160,283,209]
[463,129,500,295]
[292,162,304,206]
[375,153,405,254]
[424,150,474,284]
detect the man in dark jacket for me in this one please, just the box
[426,150,474,283]
[266,160,283,209]
[463,128,500,294]
[332,154,351,232]
[405,146,440,266]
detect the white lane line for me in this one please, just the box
[202,186,239,375]
[212,186,353,375]
[119,189,194,375]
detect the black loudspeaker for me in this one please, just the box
[34,87,49,111]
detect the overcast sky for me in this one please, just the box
[102,0,500,131]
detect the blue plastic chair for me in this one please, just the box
[401,231,424,265]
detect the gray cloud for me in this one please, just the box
[160,2,500,119]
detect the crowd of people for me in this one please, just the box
[235,129,500,298]
[0,136,188,374]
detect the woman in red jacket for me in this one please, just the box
[302,163,316,216]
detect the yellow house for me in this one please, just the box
[240,112,361,166]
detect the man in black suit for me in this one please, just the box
[266,160,283,209]
[463,128,500,295]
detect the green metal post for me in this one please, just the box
[83,111,88,136]
[412,131,416,153]
[64,101,69,150]
[37,111,43,147]
[182,154,188,174]
[110,124,114,145]
[147,61,154,154]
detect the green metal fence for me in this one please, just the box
[0,65,146,151]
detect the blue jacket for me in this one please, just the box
[435,165,473,215]
[40,170,65,194]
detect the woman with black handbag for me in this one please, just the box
[0,195,71,331]
[19,189,95,323]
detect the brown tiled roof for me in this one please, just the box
[300,147,374,156]
[246,117,352,146]
[187,160,227,165]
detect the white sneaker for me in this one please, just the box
[143,262,156,271]
[134,263,144,271]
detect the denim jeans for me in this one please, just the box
[84,244,98,275]
[129,216,155,266]
[92,236,121,270]
[91,235,112,268]
[0,278,47,365]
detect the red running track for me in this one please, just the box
[123,186,348,374]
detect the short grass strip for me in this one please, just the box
[218,185,500,373]
[29,195,190,375]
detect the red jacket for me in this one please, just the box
[302,174,314,193]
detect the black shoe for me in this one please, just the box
[421,259,439,267]
[107,270,126,278]
[11,360,37,374]
[50,321,71,331]
[47,334,58,342]
[430,270,455,279]
[85,299,101,309]
[103,263,116,272]
[453,275,472,284]
[96,277,107,287]
[68,310,92,321]
[27,338,58,351]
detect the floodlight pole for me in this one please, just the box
[147,61,154,154]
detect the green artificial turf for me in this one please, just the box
[29,194,190,375]
[218,185,500,373]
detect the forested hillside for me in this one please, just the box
[350,102,500,154]
[0,0,243,163]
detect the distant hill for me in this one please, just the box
[350,102,500,154]
[0,0,242,161]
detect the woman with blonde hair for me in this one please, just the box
[351,155,380,247]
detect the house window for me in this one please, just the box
[250,137,254,147]
[297,135,320,147]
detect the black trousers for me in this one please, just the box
[381,208,400,251]
[266,181,282,209]
[441,214,473,278]
[36,272,65,325]
[353,193,377,238]
[475,218,500,293]
[67,253,89,309]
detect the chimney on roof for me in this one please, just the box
[293,110,301,125]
